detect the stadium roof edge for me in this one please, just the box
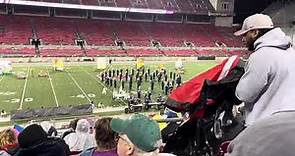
[0,0,174,14]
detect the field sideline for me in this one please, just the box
[0,61,217,113]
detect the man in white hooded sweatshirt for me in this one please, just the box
[225,14,295,156]
[234,14,295,126]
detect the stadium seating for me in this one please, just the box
[189,0,210,14]
[40,48,84,57]
[0,48,36,56]
[81,0,98,5]
[76,20,114,46]
[146,0,164,9]
[0,14,243,47]
[141,23,184,47]
[0,14,245,57]
[162,50,197,56]
[112,22,151,46]
[126,49,163,56]
[99,0,117,7]
[0,16,33,45]
[34,17,77,45]
[0,48,246,57]
[129,0,149,8]
[215,27,243,47]
[161,0,179,11]
[86,49,127,57]
[180,24,215,47]
[175,0,194,13]
[116,0,131,7]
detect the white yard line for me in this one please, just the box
[46,66,59,107]
[19,67,30,110]
[79,67,128,105]
[66,70,92,103]
[0,76,4,83]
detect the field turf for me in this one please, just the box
[0,61,217,113]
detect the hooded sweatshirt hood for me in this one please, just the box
[15,137,70,156]
[254,28,292,51]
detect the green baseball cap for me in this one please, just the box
[111,114,161,152]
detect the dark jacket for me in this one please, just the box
[15,137,70,156]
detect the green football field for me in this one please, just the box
[0,61,217,113]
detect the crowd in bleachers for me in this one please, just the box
[0,111,179,156]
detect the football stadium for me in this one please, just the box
[0,0,295,155]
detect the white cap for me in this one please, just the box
[234,14,274,36]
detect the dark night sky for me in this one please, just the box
[233,0,278,23]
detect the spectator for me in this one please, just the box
[63,119,96,154]
[40,121,57,137]
[61,119,79,139]
[234,14,295,126]
[80,118,118,156]
[0,109,7,116]
[0,129,18,156]
[15,124,70,156]
[110,114,175,156]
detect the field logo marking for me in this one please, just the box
[6,97,33,103]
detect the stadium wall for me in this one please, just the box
[210,0,235,13]
[214,16,233,27]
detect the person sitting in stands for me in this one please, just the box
[0,109,7,116]
[61,119,79,139]
[63,119,96,154]
[0,128,19,156]
[15,124,70,156]
[40,121,57,137]
[111,114,175,156]
[80,118,118,156]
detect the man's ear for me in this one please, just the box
[252,29,260,38]
[126,144,135,155]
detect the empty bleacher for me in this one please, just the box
[0,14,246,57]
[0,15,242,47]
[162,50,197,56]
[76,20,114,46]
[0,48,36,57]
[39,48,84,57]
[0,16,33,45]
[86,49,127,57]
[141,23,185,47]
[126,49,163,57]
[112,22,151,46]
[34,17,77,45]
